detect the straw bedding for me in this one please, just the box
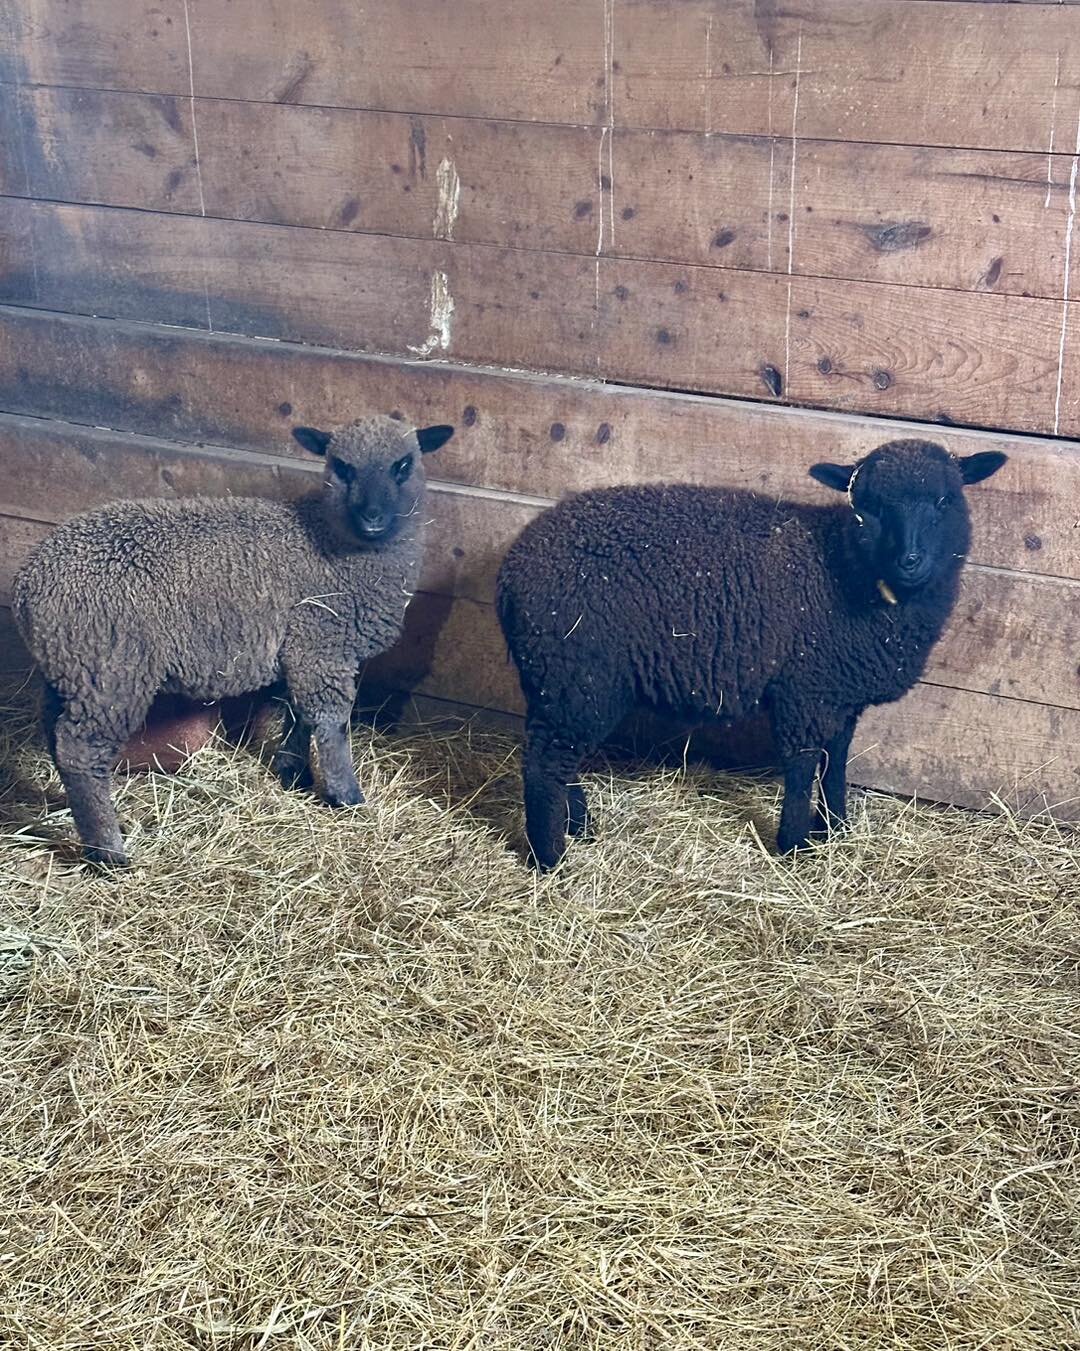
[1,679,1078,1350]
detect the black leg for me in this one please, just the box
[41,681,62,763]
[566,781,590,838]
[273,700,314,791]
[812,718,857,839]
[775,747,823,855]
[523,720,588,871]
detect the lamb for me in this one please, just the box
[12,414,454,867]
[496,438,1006,868]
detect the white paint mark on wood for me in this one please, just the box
[595,128,607,259]
[182,0,212,332]
[1046,51,1061,209]
[787,30,802,277]
[704,11,713,136]
[1052,106,1080,435]
[594,124,608,320]
[433,156,460,240]
[407,270,455,358]
[181,0,207,220]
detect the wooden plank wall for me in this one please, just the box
[0,0,1078,820]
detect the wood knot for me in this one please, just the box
[860,220,932,253]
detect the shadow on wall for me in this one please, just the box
[0,263,290,349]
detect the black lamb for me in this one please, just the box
[496,438,1007,868]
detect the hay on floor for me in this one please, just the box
[1,680,1078,1351]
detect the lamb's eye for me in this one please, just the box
[392,455,413,484]
[331,457,355,484]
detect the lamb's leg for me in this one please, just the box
[522,717,590,870]
[41,680,62,762]
[566,782,590,838]
[284,659,363,808]
[272,699,314,791]
[312,716,364,808]
[812,718,857,839]
[775,747,822,855]
[53,713,128,868]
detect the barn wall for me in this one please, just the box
[0,0,1078,817]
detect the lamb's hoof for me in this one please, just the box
[776,832,811,857]
[566,788,590,839]
[325,784,365,809]
[566,812,591,840]
[808,816,847,844]
[527,840,566,872]
[84,844,130,871]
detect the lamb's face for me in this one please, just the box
[810,439,1007,597]
[292,416,454,546]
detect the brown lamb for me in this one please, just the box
[13,414,454,867]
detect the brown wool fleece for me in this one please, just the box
[14,418,427,742]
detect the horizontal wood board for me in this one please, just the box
[2,87,1077,304]
[6,2,1080,153]
[3,198,1080,435]
[1,306,1077,580]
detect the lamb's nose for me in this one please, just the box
[899,551,923,573]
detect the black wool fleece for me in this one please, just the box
[496,438,1006,868]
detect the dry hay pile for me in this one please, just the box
[1,679,1079,1351]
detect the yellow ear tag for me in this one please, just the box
[877,578,898,606]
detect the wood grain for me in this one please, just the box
[4,197,1076,432]
[788,275,1070,433]
[5,85,1077,303]
[1,306,1077,580]
[0,197,603,373]
[614,0,1080,153]
[854,683,1080,820]
[186,0,606,124]
[2,86,200,214]
[1,411,1078,713]
[793,140,1072,300]
[0,512,48,605]
[1,0,188,93]
[196,101,603,254]
[8,0,1080,159]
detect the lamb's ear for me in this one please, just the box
[956,450,1007,485]
[292,426,332,457]
[808,462,855,493]
[415,424,455,454]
